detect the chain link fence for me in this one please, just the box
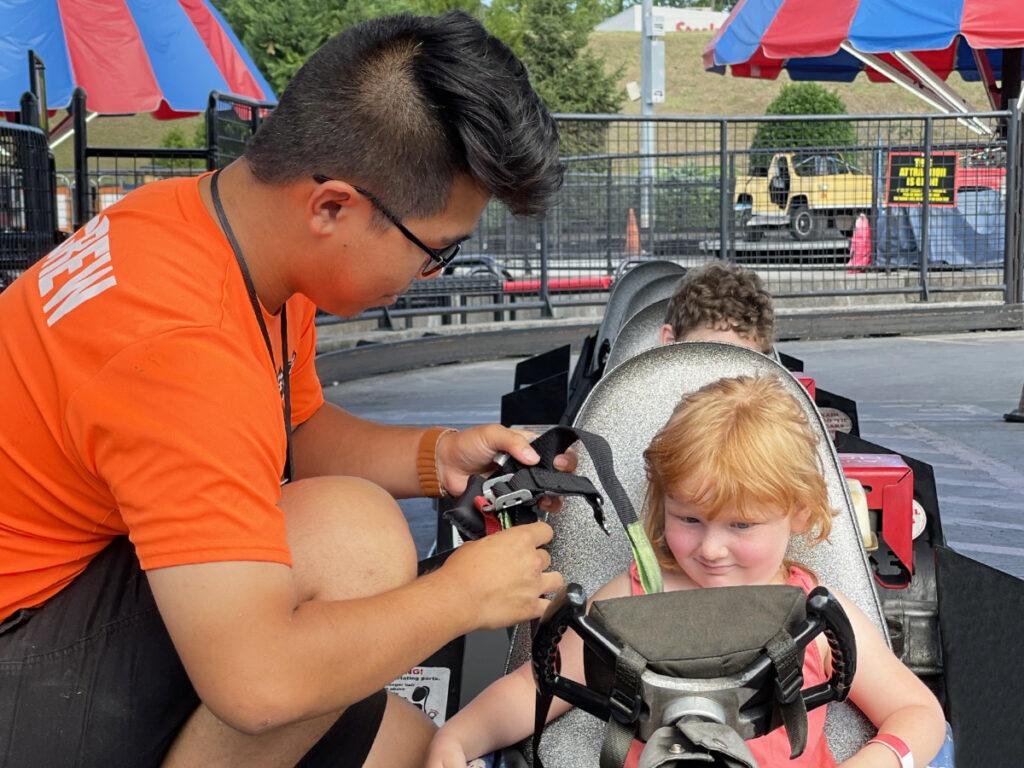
[207,91,275,169]
[6,100,1020,320]
[62,90,271,232]
[454,112,1018,314]
[0,121,57,286]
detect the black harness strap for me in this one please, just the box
[599,644,646,768]
[210,169,293,484]
[765,629,808,758]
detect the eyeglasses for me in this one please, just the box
[312,175,463,277]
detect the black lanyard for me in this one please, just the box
[210,169,293,484]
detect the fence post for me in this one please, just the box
[605,157,613,275]
[249,101,261,136]
[206,92,219,171]
[719,119,729,261]
[26,50,49,134]
[919,117,933,301]
[539,216,554,318]
[1004,108,1022,305]
[19,92,38,128]
[872,130,883,268]
[72,88,90,231]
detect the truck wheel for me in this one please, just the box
[789,206,822,241]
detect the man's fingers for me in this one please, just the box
[537,495,563,514]
[511,428,539,444]
[492,426,539,465]
[553,448,578,472]
[518,520,554,545]
[541,571,565,594]
[537,548,552,572]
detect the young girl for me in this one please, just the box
[428,376,946,768]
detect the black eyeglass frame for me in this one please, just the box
[312,174,463,277]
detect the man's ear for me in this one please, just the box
[659,324,677,345]
[306,180,359,237]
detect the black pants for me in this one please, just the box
[0,538,386,768]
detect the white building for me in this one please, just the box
[595,6,729,33]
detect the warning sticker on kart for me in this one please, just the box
[387,666,452,725]
[819,407,854,438]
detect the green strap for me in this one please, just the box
[626,520,663,595]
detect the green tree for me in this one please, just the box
[516,0,623,115]
[748,83,857,175]
[212,0,483,95]
[158,122,209,170]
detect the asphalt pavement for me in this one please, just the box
[324,328,1024,579]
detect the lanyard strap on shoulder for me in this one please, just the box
[210,170,293,484]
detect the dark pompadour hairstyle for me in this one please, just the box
[245,12,563,217]
[664,262,775,352]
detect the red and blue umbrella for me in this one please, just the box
[0,0,275,117]
[704,0,1024,102]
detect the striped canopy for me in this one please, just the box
[704,0,1024,87]
[0,0,275,117]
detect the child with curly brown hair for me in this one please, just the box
[660,262,775,354]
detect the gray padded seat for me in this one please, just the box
[618,274,684,336]
[506,342,887,765]
[594,261,685,366]
[605,298,670,373]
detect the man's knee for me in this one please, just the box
[281,476,417,603]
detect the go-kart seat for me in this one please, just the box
[505,342,888,765]
[593,261,685,372]
[605,298,671,374]
[617,274,685,336]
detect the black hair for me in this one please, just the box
[245,12,563,217]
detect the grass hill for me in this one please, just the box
[47,30,992,169]
[590,31,991,117]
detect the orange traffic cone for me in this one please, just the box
[846,213,872,274]
[625,207,641,257]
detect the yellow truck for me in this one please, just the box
[735,152,873,241]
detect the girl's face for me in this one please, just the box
[662,491,800,588]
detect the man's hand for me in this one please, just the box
[436,425,577,497]
[439,521,563,630]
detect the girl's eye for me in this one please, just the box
[682,516,702,524]
[732,521,756,530]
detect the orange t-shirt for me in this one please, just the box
[0,175,324,622]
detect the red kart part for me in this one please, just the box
[796,375,816,399]
[840,453,915,588]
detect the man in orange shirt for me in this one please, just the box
[0,12,568,768]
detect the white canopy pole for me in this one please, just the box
[839,42,992,135]
[892,50,994,135]
[48,111,97,151]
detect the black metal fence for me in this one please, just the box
[65,89,272,231]
[207,91,275,169]
[6,100,1021,316]
[451,112,1020,310]
[0,121,57,285]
